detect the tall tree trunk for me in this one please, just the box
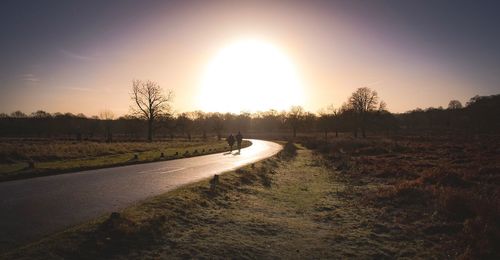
[105,121,112,143]
[361,114,367,138]
[324,130,328,143]
[148,119,153,142]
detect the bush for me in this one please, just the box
[282,141,297,158]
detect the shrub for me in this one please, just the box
[282,141,297,158]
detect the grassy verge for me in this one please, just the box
[3,142,456,259]
[0,139,251,182]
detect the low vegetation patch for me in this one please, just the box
[302,135,500,259]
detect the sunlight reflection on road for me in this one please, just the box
[0,139,282,246]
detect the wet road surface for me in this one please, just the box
[0,139,281,249]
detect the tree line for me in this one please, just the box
[1,82,498,141]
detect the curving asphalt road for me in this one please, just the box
[0,139,282,250]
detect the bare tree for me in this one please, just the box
[176,113,194,140]
[448,100,463,109]
[31,110,52,118]
[338,102,357,137]
[209,113,225,140]
[99,109,114,142]
[378,100,387,111]
[10,110,27,118]
[287,105,306,138]
[98,109,114,121]
[348,87,380,138]
[255,109,282,132]
[318,105,339,142]
[130,80,173,141]
[192,111,208,139]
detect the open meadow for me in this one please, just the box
[4,136,497,259]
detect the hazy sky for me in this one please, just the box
[1,0,499,116]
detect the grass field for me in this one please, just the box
[2,137,498,258]
[0,139,251,182]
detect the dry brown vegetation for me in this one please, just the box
[302,135,500,259]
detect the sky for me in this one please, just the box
[1,0,499,116]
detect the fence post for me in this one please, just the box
[210,174,219,193]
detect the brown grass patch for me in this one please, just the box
[303,134,500,259]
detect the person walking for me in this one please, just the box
[235,131,243,152]
[227,134,235,152]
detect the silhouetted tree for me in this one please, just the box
[156,113,175,139]
[338,102,357,137]
[348,87,380,138]
[192,111,208,139]
[465,94,500,133]
[448,100,463,109]
[236,112,252,133]
[31,110,51,118]
[2,93,498,140]
[130,80,173,141]
[119,115,143,139]
[99,109,114,142]
[318,105,339,142]
[287,106,306,138]
[378,100,387,111]
[254,109,283,133]
[10,110,27,118]
[176,113,194,140]
[209,113,225,140]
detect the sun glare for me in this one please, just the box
[198,39,304,113]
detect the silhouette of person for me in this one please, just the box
[227,134,235,152]
[235,131,243,152]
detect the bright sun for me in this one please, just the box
[198,39,304,113]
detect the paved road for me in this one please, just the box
[0,139,281,249]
